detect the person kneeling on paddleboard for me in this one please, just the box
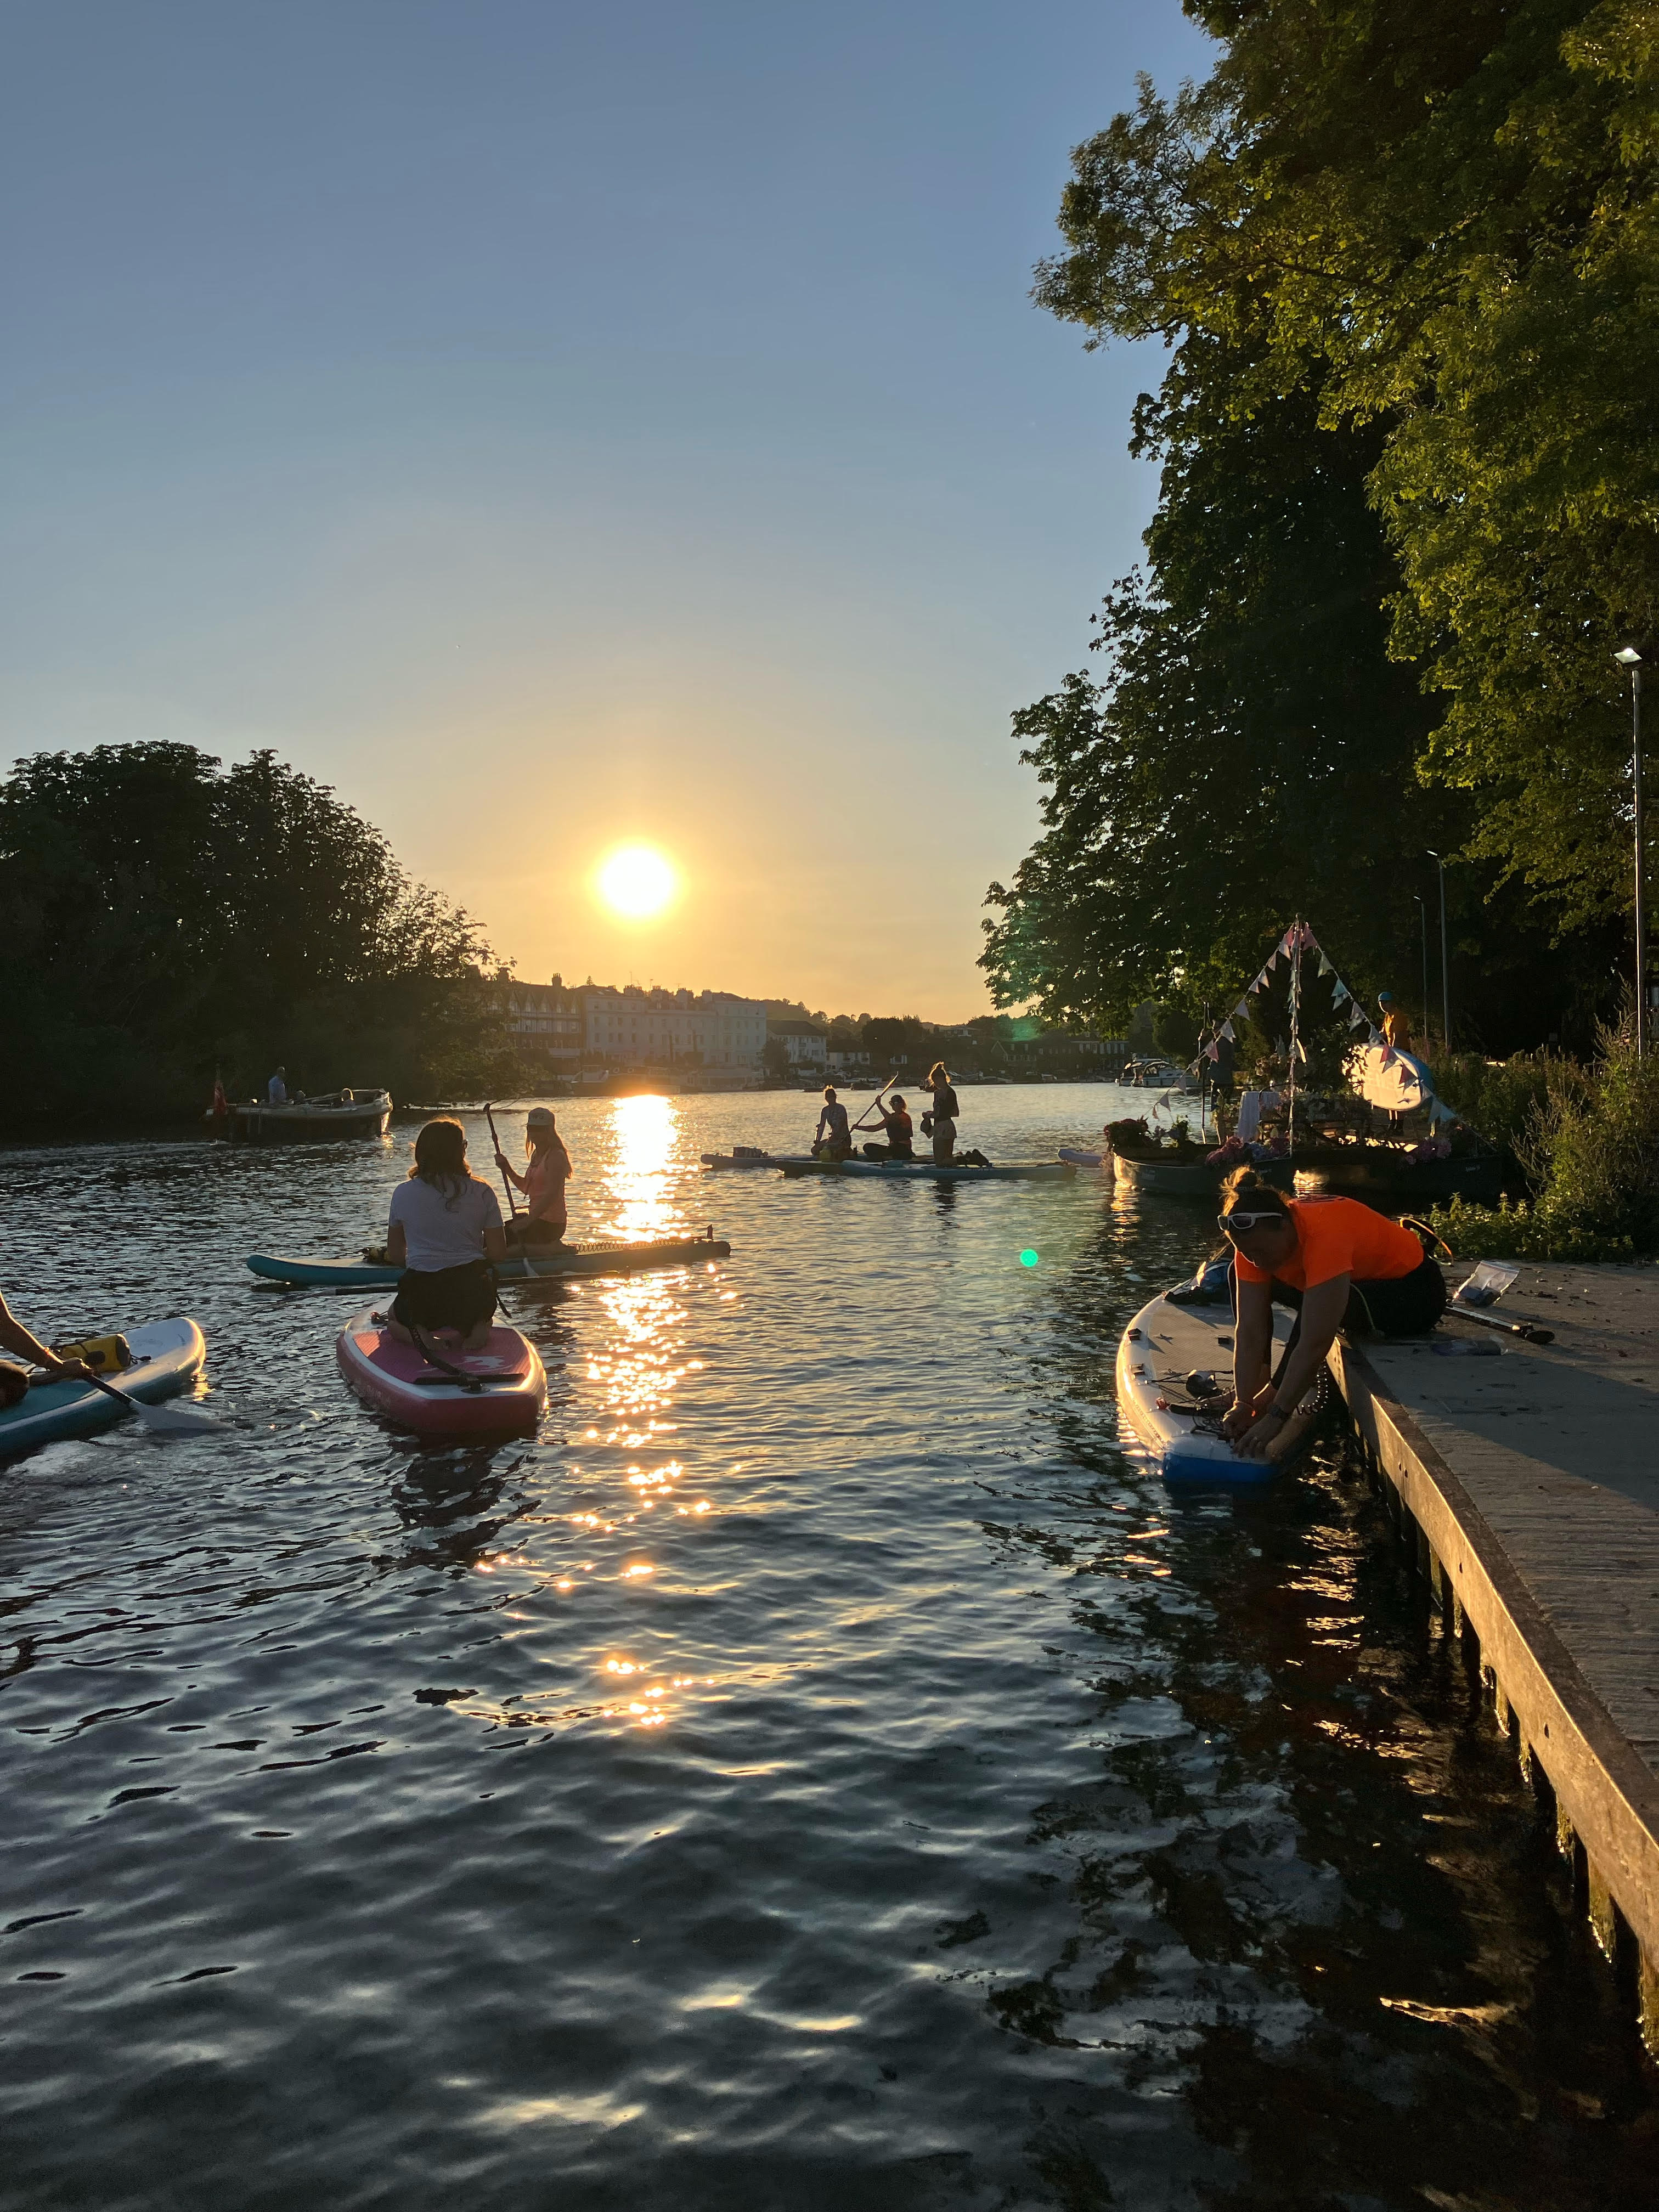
[385,1119,509,1357]
[0,1290,91,1409]
[814,1087,853,1162]
[1217,1171,1445,1463]
[496,1106,572,1246]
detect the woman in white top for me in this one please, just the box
[495,1105,572,1245]
[385,1119,507,1353]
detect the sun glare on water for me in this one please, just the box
[596,843,678,920]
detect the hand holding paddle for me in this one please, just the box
[483,1102,523,1221]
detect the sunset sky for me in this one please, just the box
[1,1,1210,1021]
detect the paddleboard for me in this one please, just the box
[778,1159,1076,1184]
[249,1233,731,1290]
[336,1306,546,1437]
[0,1319,207,1461]
[701,1151,814,1171]
[1059,1147,1108,1170]
[1115,1288,1324,1484]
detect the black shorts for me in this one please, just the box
[390,1261,498,1334]
[504,1215,566,1246]
[1269,1252,1446,1368]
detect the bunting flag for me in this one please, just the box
[1332,980,1350,1006]
[1204,1041,1221,1062]
[1279,928,1296,957]
[1380,1045,1397,1068]
[1317,952,1335,977]
[1219,1019,1235,1041]
[1346,1002,1367,1028]
[1234,997,1250,1019]
[1265,950,1278,973]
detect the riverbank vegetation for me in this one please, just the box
[984,0,1652,1051]
[0,743,522,1132]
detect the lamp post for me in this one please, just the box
[1426,850,1451,1052]
[1616,647,1645,1055]
[1413,893,1431,1052]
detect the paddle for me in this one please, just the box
[1449,1305,1555,1346]
[483,1102,523,1224]
[80,1369,227,1435]
[849,1073,901,1133]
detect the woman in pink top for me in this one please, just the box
[496,1106,573,1246]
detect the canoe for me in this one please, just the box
[778,1158,1077,1184]
[1115,1289,1323,1484]
[247,1232,731,1290]
[0,1319,207,1461]
[336,1307,546,1437]
[229,1089,393,1142]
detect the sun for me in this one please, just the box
[596,843,678,920]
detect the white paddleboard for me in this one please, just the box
[1116,1289,1321,1484]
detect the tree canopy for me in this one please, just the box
[0,743,517,1126]
[985,0,1652,1039]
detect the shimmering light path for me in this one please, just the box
[1,1088,1652,2210]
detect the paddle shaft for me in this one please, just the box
[483,1102,523,1220]
[849,1074,901,1134]
[1452,1304,1555,1345]
[80,1367,219,1431]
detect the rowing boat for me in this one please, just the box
[228,1090,393,1142]
[336,1307,546,1437]
[777,1158,1076,1184]
[247,1232,731,1290]
[0,1319,207,1460]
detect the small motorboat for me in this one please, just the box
[0,1319,207,1460]
[336,1307,546,1437]
[229,1089,393,1142]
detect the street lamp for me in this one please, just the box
[1413,893,1431,1052]
[1616,646,1645,1055]
[1426,851,1451,1053]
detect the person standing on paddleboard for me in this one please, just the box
[921,1063,959,1164]
[0,1291,91,1410]
[385,1119,508,1356]
[495,1107,573,1246]
[1217,1171,1444,1463]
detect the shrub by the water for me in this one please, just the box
[1423,1194,1635,1266]
[1425,1052,1554,1160]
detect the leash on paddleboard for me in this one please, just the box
[406,1327,486,1392]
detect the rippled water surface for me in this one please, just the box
[3,1086,1655,2210]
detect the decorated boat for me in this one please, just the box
[229,1089,393,1142]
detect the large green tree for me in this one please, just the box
[0,743,520,1126]
[987,0,1651,1032]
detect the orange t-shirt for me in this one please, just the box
[1233,1197,1423,1290]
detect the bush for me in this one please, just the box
[1424,1050,1554,1157]
[1422,1193,1635,1265]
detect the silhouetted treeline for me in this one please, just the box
[1,743,523,1131]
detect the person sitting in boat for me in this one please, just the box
[1217,1170,1445,1463]
[815,1087,853,1161]
[267,1066,288,1104]
[920,1063,959,1164]
[495,1106,573,1245]
[0,1290,91,1410]
[862,1094,913,1161]
[385,1118,508,1357]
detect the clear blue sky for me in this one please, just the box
[1,0,1211,1019]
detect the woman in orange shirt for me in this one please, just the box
[1216,1170,1445,1462]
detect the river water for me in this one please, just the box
[2,1084,1654,2210]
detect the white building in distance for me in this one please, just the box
[503,977,766,1076]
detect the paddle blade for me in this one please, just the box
[126,1395,227,1435]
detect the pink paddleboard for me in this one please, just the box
[336,1305,547,1437]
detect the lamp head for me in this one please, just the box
[1617,647,1643,667]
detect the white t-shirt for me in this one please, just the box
[388,1175,502,1273]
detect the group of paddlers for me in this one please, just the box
[811,1064,966,1164]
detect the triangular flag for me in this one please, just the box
[1380,1045,1397,1067]
[1279,929,1295,956]
[1347,1003,1367,1027]
[1333,980,1350,1005]
[1204,1041,1221,1062]
[1234,998,1250,1020]
[1317,952,1335,976]
[1219,1019,1235,1042]
[1265,951,1278,972]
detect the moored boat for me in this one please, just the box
[336,1306,546,1437]
[229,1089,393,1142]
[246,1231,731,1290]
[1111,1149,1294,1200]
[0,1319,207,1460]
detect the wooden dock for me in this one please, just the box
[1329,1263,1659,2048]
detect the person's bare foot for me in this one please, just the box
[461,1323,493,1354]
